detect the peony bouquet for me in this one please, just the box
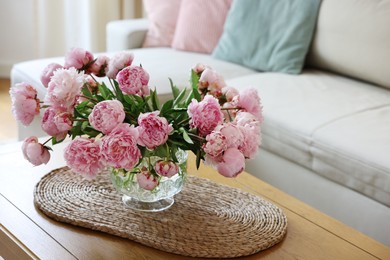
[10,48,263,191]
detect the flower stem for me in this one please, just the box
[109,79,116,92]
[80,95,99,103]
[187,133,206,142]
[42,137,53,146]
[89,74,99,84]
[166,143,170,160]
[227,110,233,122]
[177,117,191,126]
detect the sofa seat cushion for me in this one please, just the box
[11,48,256,101]
[312,106,390,206]
[225,70,390,205]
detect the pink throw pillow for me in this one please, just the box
[142,0,182,47]
[171,0,232,54]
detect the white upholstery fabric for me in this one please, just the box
[307,0,390,89]
[106,18,149,52]
[130,48,256,97]
[312,106,390,206]
[246,148,390,246]
[226,70,390,205]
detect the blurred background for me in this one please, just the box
[0,0,143,143]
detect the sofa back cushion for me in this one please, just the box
[142,0,181,48]
[212,0,321,74]
[307,0,390,89]
[171,0,232,54]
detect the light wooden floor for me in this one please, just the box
[0,78,18,143]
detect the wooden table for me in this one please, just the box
[0,140,389,259]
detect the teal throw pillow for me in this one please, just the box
[212,0,321,74]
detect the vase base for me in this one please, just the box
[122,195,174,212]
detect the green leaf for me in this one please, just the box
[185,91,194,106]
[81,121,89,131]
[160,100,174,117]
[82,127,101,137]
[74,107,87,119]
[150,89,160,110]
[151,145,168,158]
[123,94,134,105]
[97,95,106,102]
[101,82,114,96]
[98,83,113,100]
[173,88,187,107]
[170,78,180,99]
[189,70,201,102]
[190,70,199,87]
[70,121,82,138]
[167,139,183,147]
[170,144,178,162]
[76,100,90,110]
[192,85,201,102]
[179,127,193,144]
[196,149,201,169]
[113,81,124,102]
[82,85,93,98]
[51,136,58,145]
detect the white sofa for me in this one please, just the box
[11,0,390,246]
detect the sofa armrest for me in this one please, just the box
[106,18,149,52]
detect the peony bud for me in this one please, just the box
[154,160,179,178]
[22,136,51,166]
[137,167,159,190]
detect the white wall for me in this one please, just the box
[0,0,36,78]
[0,0,142,79]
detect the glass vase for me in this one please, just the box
[110,149,187,212]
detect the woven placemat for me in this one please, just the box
[34,167,287,258]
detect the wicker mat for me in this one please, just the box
[34,167,288,258]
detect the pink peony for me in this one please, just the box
[188,95,224,136]
[192,63,207,74]
[203,131,227,158]
[40,63,63,88]
[45,67,85,111]
[64,47,94,70]
[137,111,173,149]
[233,88,263,122]
[88,55,110,77]
[100,123,141,170]
[217,148,245,177]
[238,125,261,159]
[154,160,179,178]
[64,137,104,179]
[10,82,40,126]
[234,111,261,129]
[234,112,262,158]
[222,86,239,102]
[198,68,226,97]
[106,51,134,79]
[41,107,73,141]
[216,123,244,149]
[116,66,150,96]
[22,136,50,166]
[88,100,125,134]
[137,167,159,190]
[221,101,237,121]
